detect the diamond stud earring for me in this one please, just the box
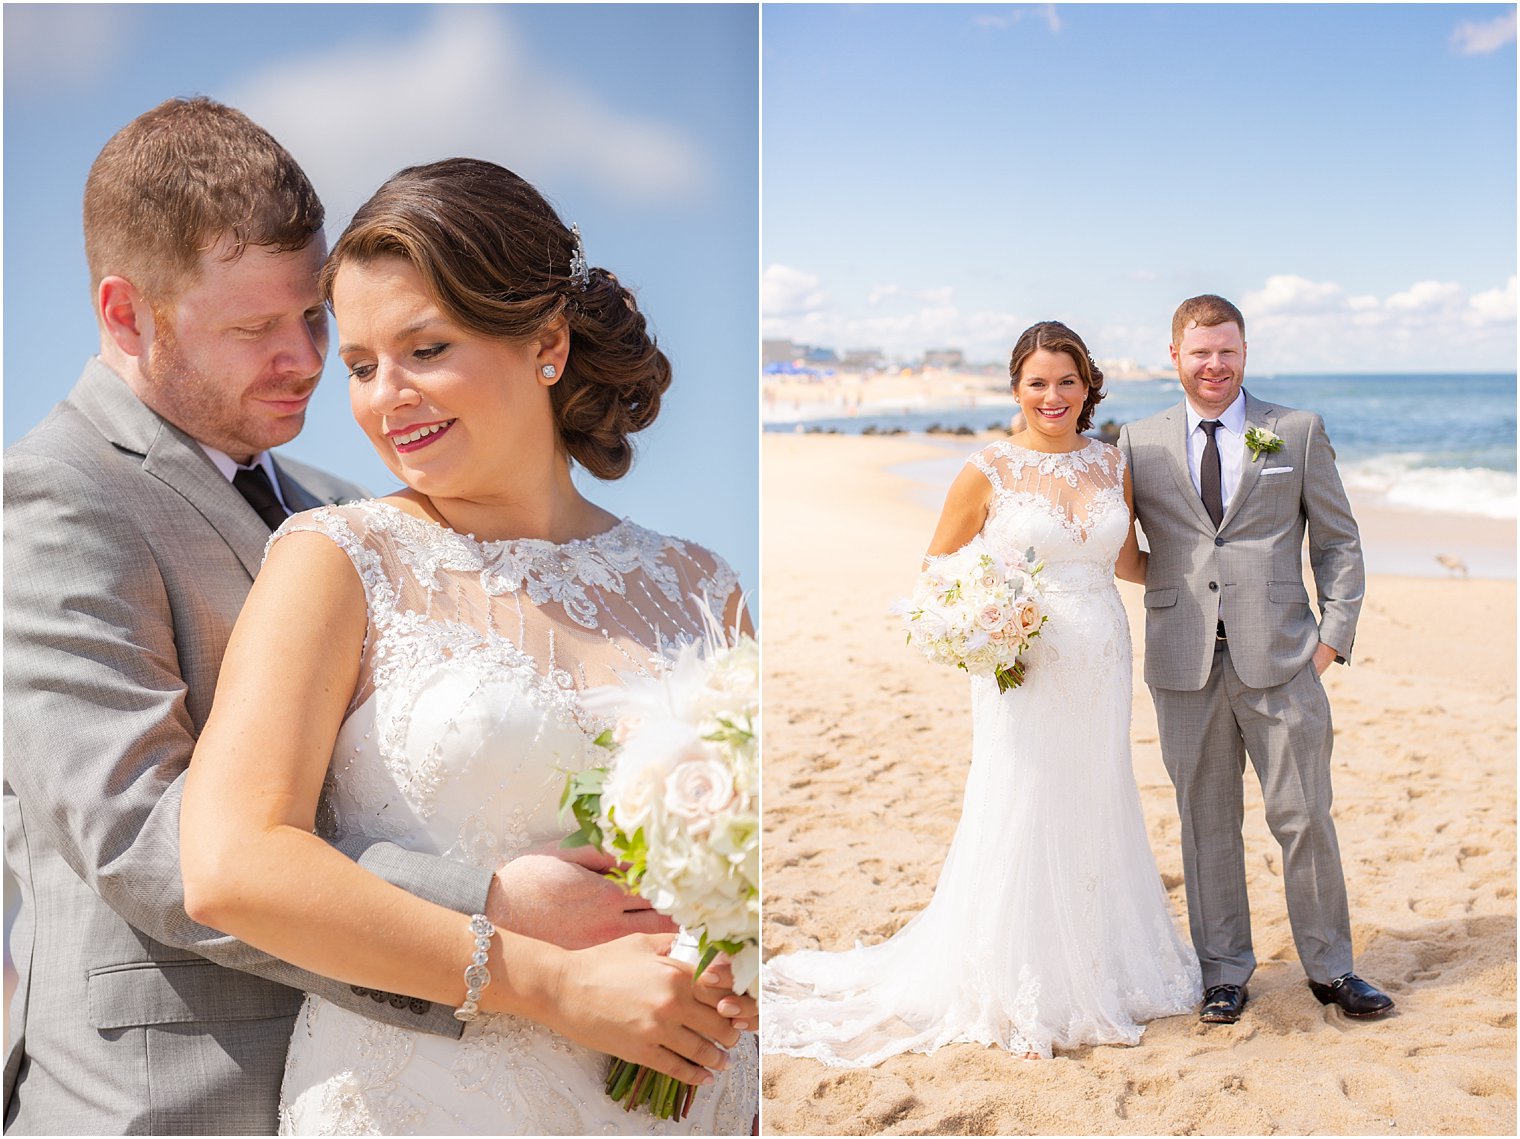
[541,365,557,379]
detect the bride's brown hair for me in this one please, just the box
[1008,321,1106,433]
[320,158,670,480]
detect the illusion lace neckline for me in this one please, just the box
[994,436,1103,461]
[360,499,633,555]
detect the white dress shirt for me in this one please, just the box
[1184,392,1247,510]
[198,444,291,511]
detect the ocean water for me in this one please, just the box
[767,373,1518,521]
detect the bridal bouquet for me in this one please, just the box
[892,536,1047,692]
[561,622,759,1120]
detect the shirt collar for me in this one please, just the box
[197,444,287,507]
[1185,390,1247,436]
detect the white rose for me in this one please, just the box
[663,755,737,832]
[611,715,643,746]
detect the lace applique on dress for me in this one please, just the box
[271,501,755,1135]
[970,438,1127,545]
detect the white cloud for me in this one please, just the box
[1245,274,1348,316]
[1452,9,1517,55]
[973,5,1061,34]
[1242,274,1516,370]
[765,276,1026,361]
[1467,276,1517,325]
[224,7,707,226]
[3,4,139,91]
[763,265,829,317]
[1385,279,1465,312]
[767,268,1518,371]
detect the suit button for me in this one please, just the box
[1214,537,1224,547]
[350,985,369,997]
[409,998,431,1015]
[1208,581,1218,592]
[388,993,408,1009]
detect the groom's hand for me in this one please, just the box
[1313,642,1338,676]
[486,841,677,949]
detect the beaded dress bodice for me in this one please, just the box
[969,436,1129,592]
[273,501,755,1135]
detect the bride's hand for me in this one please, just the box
[544,932,742,1085]
[689,956,759,1032]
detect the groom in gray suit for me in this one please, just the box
[4,98,678,1135]
[1119,294,1393,1026]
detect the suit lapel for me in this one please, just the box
[1160,402,1215,531]
[1220,391,1279,530]
[273,461,323,514]
[68,359,272,578]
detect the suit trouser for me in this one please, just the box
[1150,642,1354,989]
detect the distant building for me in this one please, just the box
[921,348,966,370]
[803,346,839,365]
[840,347,885,371]
[1097,357,1173,380]
[762,339,800,366]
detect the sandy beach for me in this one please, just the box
[760,433,1516,1136]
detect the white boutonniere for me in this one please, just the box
[1244,426,1283,462]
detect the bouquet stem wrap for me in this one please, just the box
[603,930,708,1119]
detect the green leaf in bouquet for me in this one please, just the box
[560,766,609,851]
[569,767,608,796]
[561,811,604,852]
[592,728,617,750]
[702,717,755,749]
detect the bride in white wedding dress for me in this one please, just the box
[763,322,1201,1066]
[181,160,756,1133]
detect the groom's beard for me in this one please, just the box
[141,315,319,459]
[1179,364,1243,410]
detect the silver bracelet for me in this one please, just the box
[453,914,495,1022]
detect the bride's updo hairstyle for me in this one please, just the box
[1008,321,1106,433]
[321,158,670,480]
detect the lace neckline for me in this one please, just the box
[360,499,633,556]
[993,436,1102,462]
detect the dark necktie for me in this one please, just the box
[1199,420,1224,528]
[233,464,289,531]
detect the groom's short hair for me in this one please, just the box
[83,97,324,305]
[1171,294,1246,345]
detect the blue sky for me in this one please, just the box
[4,3,759,592]
[762,3,1517,372]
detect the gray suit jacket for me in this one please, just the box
[1119,391,1364,692]
[3,360,493,1135]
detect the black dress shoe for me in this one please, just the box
[1308,973,1395,1017]
[1199,984,1248,1023]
